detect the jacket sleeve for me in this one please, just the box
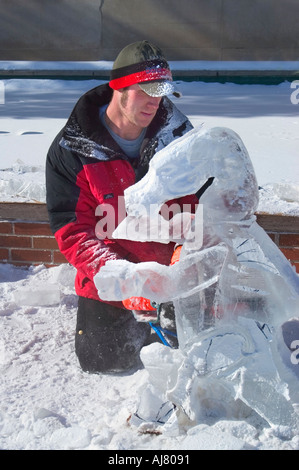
[46,133,133,280]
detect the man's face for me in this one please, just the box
[119,84,162,131]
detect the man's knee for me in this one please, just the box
[75,329,146,374]
[75,297,152,374]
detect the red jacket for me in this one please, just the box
[46,84,197,305]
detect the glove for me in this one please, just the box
[122,245,182,315]
[122,296,157,311]
[123,296,158,322]
[170,245,182,265]
[121,246,182,323]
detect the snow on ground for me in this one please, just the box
[0,75,299,450]
[0,77,299,214]
[1,262,298,451]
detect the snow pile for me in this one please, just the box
[0,159,45,203]
[258,183,299,216]
[0,263,298,450]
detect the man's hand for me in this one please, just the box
[122,296,157,311]
[170,245,182,265]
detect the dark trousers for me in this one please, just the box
[75,297,153,374]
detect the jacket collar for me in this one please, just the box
[60,83,191,167]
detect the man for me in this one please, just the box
[46,40,198,374]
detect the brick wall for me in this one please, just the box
[255,214,299,274]
[0,220,67,267]
[274,233,299,274]
[0,203,67,267]
[0,204,298,273]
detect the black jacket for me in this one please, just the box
[46,83,195,302]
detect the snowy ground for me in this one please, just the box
[0,76,299,451]
[0,77,299,214]
[1,262,298,451]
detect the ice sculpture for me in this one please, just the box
[139,317,299,429]
[95,127,299,336]
[94,127,299,428]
